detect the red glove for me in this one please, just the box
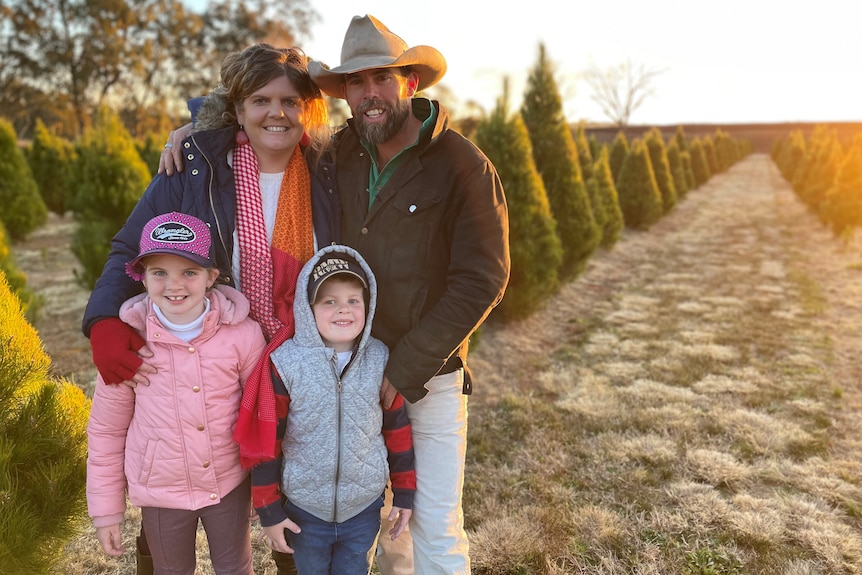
[90,317,146,384]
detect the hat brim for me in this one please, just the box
[308,269,369,304]
[128,250,214,278]
[309,46,447,99]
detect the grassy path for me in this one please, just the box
[466,153,862,574]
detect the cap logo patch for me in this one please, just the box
[151,222,195,243]
[312,258,351,281]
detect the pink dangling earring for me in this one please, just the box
[235,125,249,146]
[300,132,310,147]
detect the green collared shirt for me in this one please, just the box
[363,99,437,208]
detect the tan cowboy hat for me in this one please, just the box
[308,15,447,99]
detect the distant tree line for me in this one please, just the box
[0,0,318,139]
[772,127,862,239]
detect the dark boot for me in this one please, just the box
[271,549,298,575]
[136,534,154,575]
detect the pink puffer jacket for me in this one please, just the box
[86,285,266,527]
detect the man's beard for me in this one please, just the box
[355,98,411,145]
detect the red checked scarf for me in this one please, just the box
[232,142,314,468]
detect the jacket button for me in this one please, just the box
[191,169,199,176]
[188,347,195,353]
[187,154,194,160]
[361,227,368,235]
[154,333,161,338]
[409,204,417,213]
[197,424,205,431]
[209,493,217,500]
[192,386,200,392]
[183,142,191,149]
[202,461,210,468]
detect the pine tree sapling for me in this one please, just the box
[608,131,630,185]
[615,140,663,230]
[0,273,90,573]
[27,119,78,216]
[689,138,711,188]
[474,99,562,321]
[70,106,150,289]
[680,149,697,191]
[666,141,690,198]
[701,135,720,178]
[644,127,677,213]
[672,125,689,153]
[573,122,595,183]
[0,223,41,321]
[0,119,48,240]
[819,135,862,237]
[521,43,599,280]
[592,148,624,247]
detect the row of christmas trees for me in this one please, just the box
[470,47,752,322]
[771,126,862,238]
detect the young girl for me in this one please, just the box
[86,212,266,575]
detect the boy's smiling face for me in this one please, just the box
[311,276,366,352]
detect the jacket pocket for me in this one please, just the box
[140,438,158,485]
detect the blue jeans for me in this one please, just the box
[284,495,384,575]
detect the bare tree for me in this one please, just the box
[584,60,663,127]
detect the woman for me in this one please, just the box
[82,43,336,575]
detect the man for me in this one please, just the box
[308,15,509,574]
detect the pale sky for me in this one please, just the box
[188,0,860,126]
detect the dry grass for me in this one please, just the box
[15,154,862,573]
[466,155,862,574]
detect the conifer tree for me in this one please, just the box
[672,125,689,153]
[713,129,735,172]
[608,131,630,184]
[774,130,806,182]
[136,131,167,179]
[820,135,862,237]
[680,149,696,191]
[790,127,826,197]
[0,223,40,321]
[615,140,663,230]
[474,89,562,321]
[588,135,603,164]
[689,137,711,187]
[0,273,90,573]
[521,44,599,280]
[27,119,78,216]
[71,106,150,289]
[573,121,595,183]
[0,119,48,240]
[701,135,720,177]
[800,133,844,215]
[666,140,690,198]
[590,147,624,247]
[644,127,677,213]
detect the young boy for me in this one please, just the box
[86,212,266,574]
[248,245,415,575]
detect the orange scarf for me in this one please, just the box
[232,143,314,468]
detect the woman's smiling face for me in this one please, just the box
[235,75,306,172]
